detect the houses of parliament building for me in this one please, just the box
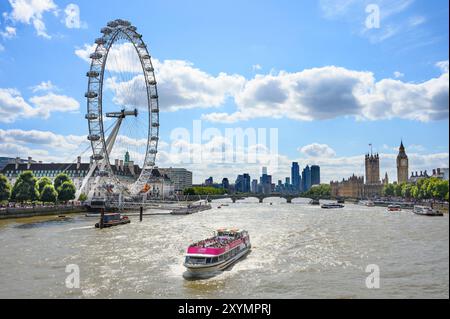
[331,141,408,199]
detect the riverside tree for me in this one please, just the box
[58,181,76,202]
[78,193,88,201]
[0,174,11,202]
[54,173,71,192]
[11,171,39,202]
[37,177,52,195]
[382,178,449,201]
[303,184,331,198]
[40,184,58,203]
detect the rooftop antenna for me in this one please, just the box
[369,143,373,155]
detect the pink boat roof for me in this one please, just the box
[187,238,243,256]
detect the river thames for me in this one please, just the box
[0,198,448,299]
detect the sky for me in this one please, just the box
[0,0,448,184]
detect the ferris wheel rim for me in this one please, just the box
[85,19,159,194]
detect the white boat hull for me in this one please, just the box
[184,245,251,275]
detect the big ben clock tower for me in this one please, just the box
[397,141,409,184]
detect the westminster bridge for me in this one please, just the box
[181,193,330,203]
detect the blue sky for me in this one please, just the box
[0,0,448,183]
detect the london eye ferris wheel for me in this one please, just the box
[77,19,159,199]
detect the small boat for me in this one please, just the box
[95,213,130,228]
[309,199,320,205]
[85,213,101,217]
[321,203,344,209]
[387,204,401,212]
[183,228,251,277]
[413,205,443,216]
[336,198,345,204]
[171,200,212,215]
[364,200,375,207]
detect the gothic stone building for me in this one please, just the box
[330,174,364,198]
[396,141,409,184]
[364,153,383,198]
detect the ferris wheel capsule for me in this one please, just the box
[87,134,100,141]
[85,91,98,98]
[89,52,102,60]
[107,20,119,28]
[95,37,106,45]
[101,27,112,34]
[86,71,99,77]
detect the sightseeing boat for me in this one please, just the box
[413,205,443,217]
[321,203,344,209]
[309,199,320,205]
[387,204,402,212]
[95,213,130,228]
[183,228,251,276]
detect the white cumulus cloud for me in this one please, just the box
[30,80,56,93]
[300,143,337,158]
[203,64,449,123]
[7,0,58,39]
[0,87,80,122]
[64,3,84,29]
[0,26,16,39]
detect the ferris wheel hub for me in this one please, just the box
[105,109,138,118]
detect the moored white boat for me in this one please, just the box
[183,228,251,277]
[321,203,344,209]
[413,205,443,216]
[171,200,212,215]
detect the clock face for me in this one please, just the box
[401,159,407,166]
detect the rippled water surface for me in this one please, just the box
[0,198,448,298]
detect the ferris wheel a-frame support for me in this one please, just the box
[75,110,135,200]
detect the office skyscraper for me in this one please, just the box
[251,179,258,193]
[291,162,300,191]
[311,165,320,186]
[302,165,311,192]
[221,178,229,190]
[235,173,251,193]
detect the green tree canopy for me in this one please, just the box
[57,181,76,202]
[183,186,226,195]
[40,184,58,203]
[78,193,87,201]
[183,188,195,195]
[11,171,39,202]
[37,177,52,195]
[54,173,71,192]
[394,183,404,197]
[401,183,413,199]
[303,184,331,198]
[382,184,395,197]
[383,178,449,201]
[0,174,11,201]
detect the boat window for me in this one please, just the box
[206,258,211,264]
[186,257,206,264]
[212,257,218,263]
